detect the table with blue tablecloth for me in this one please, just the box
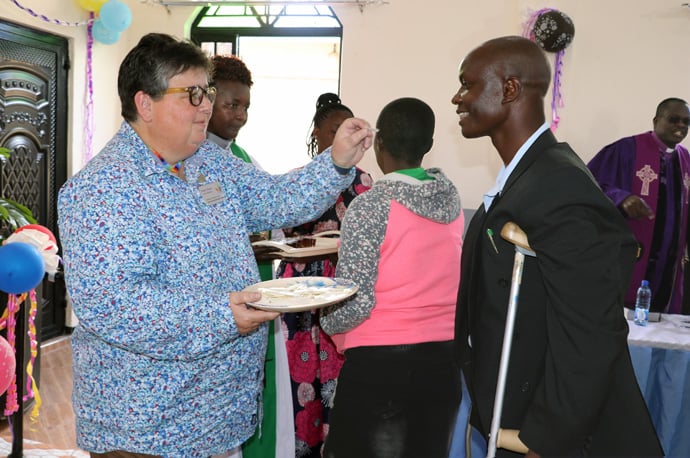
[627,313,690,458]
[450,313,690,457]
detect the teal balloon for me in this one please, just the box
[0,242,45,294]
[99,0,132,33]
[92,19,120,45]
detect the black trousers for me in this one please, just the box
[323,340,461,458]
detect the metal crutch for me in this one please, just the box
[486,222,536,458]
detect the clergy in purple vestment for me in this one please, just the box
[587,98,690,314]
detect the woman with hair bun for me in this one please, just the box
[277,93,372,457]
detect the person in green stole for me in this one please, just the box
[207,55,293,458]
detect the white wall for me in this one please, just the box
[3,0,689,208]
[334,0,690,208]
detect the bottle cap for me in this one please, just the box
[641,280,649,287]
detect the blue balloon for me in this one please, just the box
[92,19,120,45]
[0,242,45,294]
[99,0,132,33]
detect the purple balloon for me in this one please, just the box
[0,242,45,294]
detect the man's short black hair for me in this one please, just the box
[656,97,689,117]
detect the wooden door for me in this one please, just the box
[0,19,69,342]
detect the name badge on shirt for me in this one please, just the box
[198,181,225,205]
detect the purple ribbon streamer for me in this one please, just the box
[10,0,92,27]
[551,50,565,131]
[522,7,567,131]
[522,7,553,40]
[84,12,95,163]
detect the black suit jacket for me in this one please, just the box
[456,130,663,457]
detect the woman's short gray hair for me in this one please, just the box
[117,33,212,122]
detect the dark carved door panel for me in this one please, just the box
[0,19,69,342]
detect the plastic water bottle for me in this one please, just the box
[634,280,652,326]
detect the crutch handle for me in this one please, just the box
[487,222,535,458]
[500,222,533,252]
[497,428,529,454]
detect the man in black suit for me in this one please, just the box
[452,36,663,457]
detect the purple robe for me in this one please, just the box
[588,131,690,313]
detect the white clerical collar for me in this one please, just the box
[650,131,677,155]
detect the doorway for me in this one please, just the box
[230,35,342,172]
[191,5,343,173]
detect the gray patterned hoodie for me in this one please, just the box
[321,167,464,352]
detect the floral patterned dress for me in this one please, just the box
[276,167,372,457]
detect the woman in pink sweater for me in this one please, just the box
[321,97,464,458]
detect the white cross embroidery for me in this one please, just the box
[636,164,658,196]
[684,172,690,204]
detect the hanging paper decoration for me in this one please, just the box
[6,225,61,275]
[24,289,42,421]
[523,8,575,131]
[13,224,57,243]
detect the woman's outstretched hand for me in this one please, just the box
[330,117,375,168]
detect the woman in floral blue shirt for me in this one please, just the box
[57,33,373,458]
